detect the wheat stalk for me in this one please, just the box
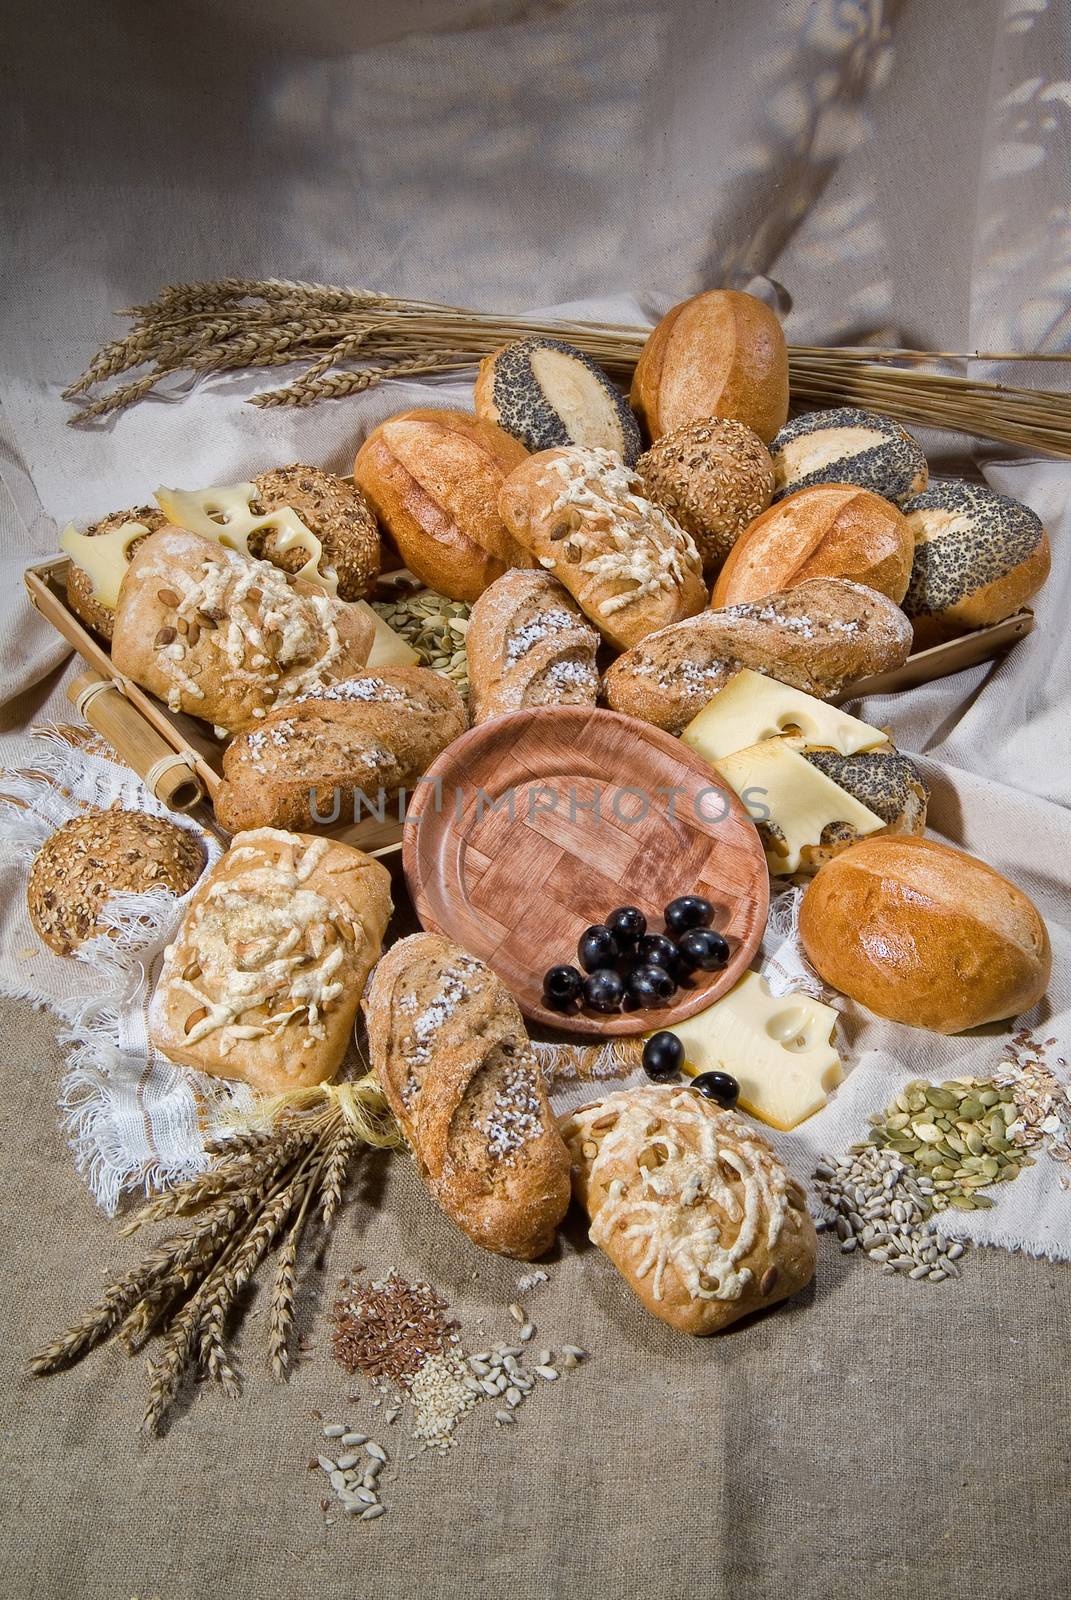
[29,1080,400,1435]
[63,278,1071,454]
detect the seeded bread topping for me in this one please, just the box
[637,418,775,573]
[902,481,1046,616]
[770,407,928,504]
[476,336,642,463]
[562,1088,796,1303]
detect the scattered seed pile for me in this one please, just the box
[369,589,470,694]
[858,1077,1035,1210]
[814,1145,966,1281]
[317,1278,588,1525]
[993,1031,1071,1175]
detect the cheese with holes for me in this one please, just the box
[357,601,420,668]
[682,668,885,762]
[714,737,885,873]
[155,482,336,594]
[60,520,151,608]
[666,971,843,1130]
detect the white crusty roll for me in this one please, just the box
[603,577,913,734]
[364,933,571,1259]
[150,829,392,1093]
[111,527,375,731]
[214,667,467,833]
[465,570,600,724]
[498,445,707,649]
[798,836,1051,1033]
[560,1086,816,1334]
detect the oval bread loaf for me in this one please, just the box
[475,336,641,463]
[798,836,1051,1033]
[214,667,467,833]
[711,484,914,607]
[465,570,600,724]
[364,932,571,1259]
[603,576,913,734]
[353,409,531,603]
[770,408,928,504]
[630,289,789,443]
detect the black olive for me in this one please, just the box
[637,932,679,971]
[676,928,730,970]
[582,967,625,1012]
[542,964,583,1008]
[607,906,647,946]
[664,895,715,936]
[627,963,676,1006]
[642,1031,684,1081]
[690,1070,740,1109]
[578,924,620,973]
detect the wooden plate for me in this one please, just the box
[403,706,770,1035]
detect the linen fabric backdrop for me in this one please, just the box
[1,2,1069,1598]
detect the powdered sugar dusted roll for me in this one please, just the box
[466,570,600,725]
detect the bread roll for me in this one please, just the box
[28,808,206,955]
[65,506,169,642]
[465,570,599,724]
[603,577,913,734]
[111,527,374,731]
[214,667,467,834]
[475,336,641,463]
[798,836,1051,1033]
[363,932,571,1259]
[793,745,928,870]
[498,445,707,649]
[560,1086,816,1334]
[901,481,1051,646]
[630,289,789,443]
[247,464,380,600]
[711,484,914,608]
[150,830,392,1093]
[636,417,775,577]
[770,408,928,505]
[352,409,530,603]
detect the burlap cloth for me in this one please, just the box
[3,991,1068,1600]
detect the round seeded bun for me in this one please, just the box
[636,418,775,576]
[65,506,169,642]
[28,808,206,956]
[798,836,1051,1033]
[770,407,928,505]
[475,336,642,463]
[248,464,380,601]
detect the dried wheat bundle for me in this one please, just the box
[64,278,1071,457]
[28,1075,401,1435]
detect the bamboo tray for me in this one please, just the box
[24,553,1034,852]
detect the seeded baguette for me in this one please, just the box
[214,667,467,833]
[150,829,392,1093]
[603,577,913,734]
[465,570,599,724]
[363,933,571,1260]
[111,527,375,732]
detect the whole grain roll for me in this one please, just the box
[28,808,206,956]
[353,409,531,604]
[475,336,641,463]
[636,418,775,577]
[710,483,914,608]
[630,289,789,444]
[65,506,169,641]
[248,464,380,600]
[798,836,1051,1034]
[901,481,1051,647]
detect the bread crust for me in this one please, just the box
[798,836,1051,1033]
[214,667,466,833]
[352,409,531,603]
[711,484,913,607]
[465,570,599,724]
[364,932,571,1259]
[249,465,380,600]
[630,290,789,444]
[111,527,374,732]
[65,506,168,641]
[603,577,913,734]
[910,531,1051,648]
[560,1087,816,1334]
[149,829,392,1093]
[498,445,707,649]
[636,417,775,576]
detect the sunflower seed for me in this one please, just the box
[361,1505,387,1521]
[317,1455,335,1473]
[366,1443,387,1463]
[535,1365,559,1381]
[495,1410,516,1425]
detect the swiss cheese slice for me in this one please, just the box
[682,668,885,762]
[357,601,420,669]
[666,971,843,1130]
[713,737,885,873]
[60,521,150,609]
[155,483,337,595]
